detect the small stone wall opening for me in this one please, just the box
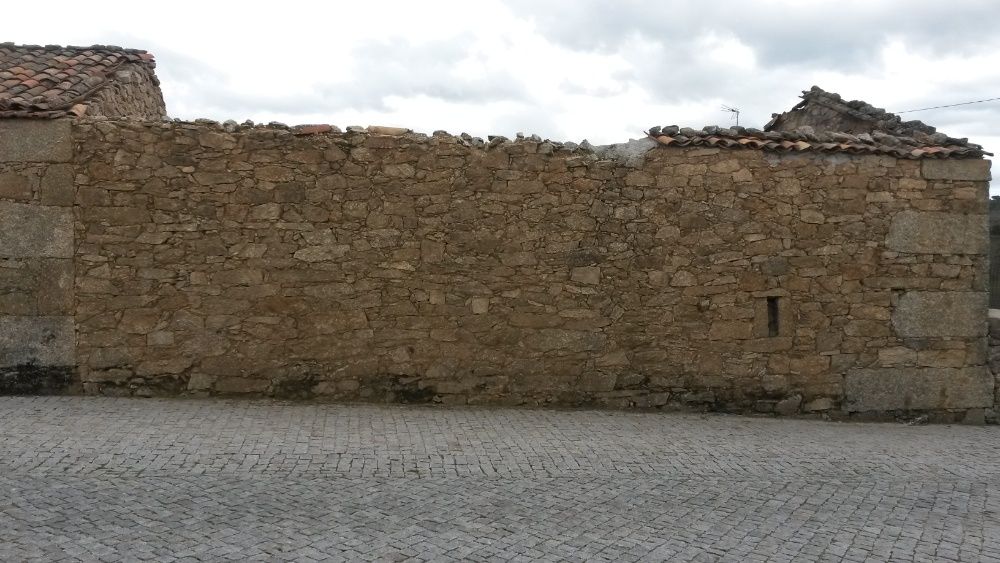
[767,297,780,338]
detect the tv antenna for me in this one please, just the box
[721,105,740,127]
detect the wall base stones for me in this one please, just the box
[845,367,993,411]
[987,310,1000,423]
[0,364,76,395]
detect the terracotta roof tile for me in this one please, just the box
[647,125,989,159]
[0,43,157,119]
[763,86,986,154]
[770,87,926,134]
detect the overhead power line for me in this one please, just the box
[894,96,1000,114]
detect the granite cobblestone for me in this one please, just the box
[1,397,998,561]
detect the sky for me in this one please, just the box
[4,0,999,173]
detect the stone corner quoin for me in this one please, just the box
[0,118,77,396]
[0,116,994,421]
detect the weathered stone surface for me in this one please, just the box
[0,258,75,316]
[892,291,987,338]
[293,245,350,262]
[803,397,834,412]
[886,211,987,255]
[0,201,73,258]
[775,394,802,415]
[0,172,31,200]
[0,364,74,394]
[0,120,72,162]
[0,118,977,416]
[921,159,991,181]
[39,164,75,206]
[0,316,74,367]
[570,266,601,285]
[845,367,994,411]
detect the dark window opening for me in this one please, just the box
[766,296,780,337]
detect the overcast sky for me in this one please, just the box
[5,0,999,169]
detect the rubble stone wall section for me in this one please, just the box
[0,119,77,393]
[61,119,994,420]
[85,63,167,121]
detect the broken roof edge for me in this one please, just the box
[765,85,986,151]
[0,42,161,119]
[65,114,993,160]
[0,104,88,119]
[646,124,991,160]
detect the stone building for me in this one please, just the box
[0,44,995,422]
[0,43,165,119]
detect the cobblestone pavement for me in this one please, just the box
[1,397,998,562]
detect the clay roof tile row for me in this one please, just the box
[0,43,156,119]
[647,124,989,159]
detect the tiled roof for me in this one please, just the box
[760,86,986,157]
[647,125,989,159]
[0,43,157,118]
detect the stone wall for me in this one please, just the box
[0,120,77,392]
[0,116,993,420]
[52,118,991,420]
[85,63,167,121]
[987,198,1000,308]
[988,312,1000,412]
[769,103,874,135]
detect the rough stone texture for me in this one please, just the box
[83,63,167,120]
[765,87,983,154]
[0,119,72,162]
[886,210,989,255]
[988,311,1000,421]
[40,163,75,206]
[892,291,988,338]
[0,258,74,316]
[55,119,992,417]
[845,366,994,411]
[0,201,73,258]
[0,119,78,393]
[0,316,75,368]
[0,365,74,394]
[922,158,992,181]
[767,101,874,135]
[0,171,31,200]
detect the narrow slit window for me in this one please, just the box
[766,296,780,337]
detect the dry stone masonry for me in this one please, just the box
[0,45,994,421]
[0,113,993,422]
[0,120,76,392]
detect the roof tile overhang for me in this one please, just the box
[647,125,989,159]
[0,43,157,119]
